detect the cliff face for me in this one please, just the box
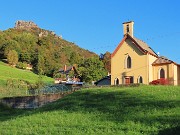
[14,20,38,29]
[14,20,62,38]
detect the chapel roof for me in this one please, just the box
[152,56,174,65]
[133,37,158,56]
[111,34,159,58]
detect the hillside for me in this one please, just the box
[0,61,54,97]
[0,20,97,77]
[0,61,53,87]
[0,86,179,134]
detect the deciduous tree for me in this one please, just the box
[79,57,107,82]
[7,50,18,66]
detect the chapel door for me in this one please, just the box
[125,78,130,84]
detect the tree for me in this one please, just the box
[14,32,37,63]
[7,50,18,66]
[79,57,107,83]
[69,52,81,65]
[102,51,111,73]
[37,54,45,75]
[4,40,20,57]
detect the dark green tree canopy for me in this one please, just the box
[78,57,107,83]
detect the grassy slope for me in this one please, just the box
[0,61,53,86]
[0,86,179,135]
[0,61,54,97]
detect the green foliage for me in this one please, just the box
[102,51,111,73]
[37,54,45,75]
[79,57,107,82]
[0,86,179,134]
[35,75,45,89]
[0,61,53,89]
[7,50,18,66]
[16,62,27,69]
[69,51,81,65]
[4,40,21,57]
[0,28,96,77]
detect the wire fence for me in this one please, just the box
[0,84,82,109]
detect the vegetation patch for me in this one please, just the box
[0,85,179,134]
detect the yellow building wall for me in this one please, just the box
[148,54,158,83]
[153,63,175,85]
[177,65,180,85]
[174,64,178,85]
[111,39,148,85]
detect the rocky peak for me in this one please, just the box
[14,20,38,29]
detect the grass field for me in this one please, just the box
[0,61,53,85]
[0,85,179,135]
[0,61,54,97]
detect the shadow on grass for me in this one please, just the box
[0,103,27,121]
[0,88,179,134]
[158,126,180,135]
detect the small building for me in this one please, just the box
[94,76,111,86]
[55,65,83,85]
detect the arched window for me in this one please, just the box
[159,68,165,79]
[127,56,131,68]
[114,78,119,85]
[124,55,132,69]
[138,76,143,83]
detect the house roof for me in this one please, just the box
[152,56,174,65]
[94,76,111,85]
[111,34,158,58]
[59,66,78,75]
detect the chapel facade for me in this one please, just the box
[111,21,180,85]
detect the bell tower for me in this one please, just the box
[123,21,134,37]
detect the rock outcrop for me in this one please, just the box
[14,20,62,39]
[14,20,38,29]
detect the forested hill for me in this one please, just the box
[0,21,99,78]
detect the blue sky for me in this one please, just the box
[0,0,180,63]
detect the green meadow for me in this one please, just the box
[0,86,179,135]
[0,61,53,85]
[0,61,54,97]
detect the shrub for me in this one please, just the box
[16,62,27,69]
[149,78,169,85]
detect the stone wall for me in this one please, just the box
[0,92,72,109]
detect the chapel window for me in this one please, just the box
[114,78,119,85]
[138,76,143,83]
[127,56,131,68]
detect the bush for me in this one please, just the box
[16,62,27,69]
[7,50,18,66]
[6,79,32,90]
[149,78,169,85]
